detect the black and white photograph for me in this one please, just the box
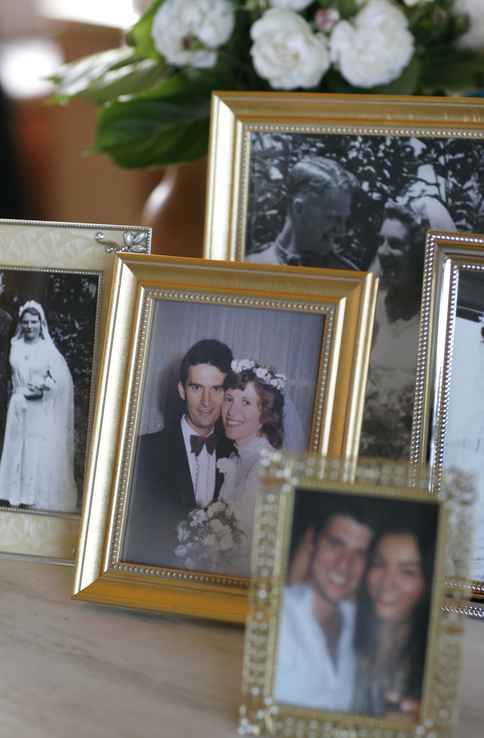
[0,266,100,514]
[123,299,325,577]
[274,487,439,721]
[441,269,484,585]
[244,131,484,459]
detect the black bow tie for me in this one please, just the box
[190,434,217,456]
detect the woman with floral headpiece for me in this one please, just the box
[216,359,285,576]
[0,300,77,512]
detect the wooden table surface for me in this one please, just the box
[0,559,482,737]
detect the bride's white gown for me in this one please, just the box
[218,434,274,577]
[0,337,78,512]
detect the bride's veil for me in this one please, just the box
[282,391,306,452]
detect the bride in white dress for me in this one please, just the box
[217,359,285,576]
[0,300,78,512]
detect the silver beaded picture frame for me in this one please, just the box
[240,454,469,738]
[411,229,484,612]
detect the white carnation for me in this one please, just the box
[455,0,484,50]
[250,9,330,90]
[231,358,255,373]
[269,0,313,10]
[151,0,235,69]
[330,0,414,88]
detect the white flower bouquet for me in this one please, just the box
[174,498,246,572]
[50,0,484,167]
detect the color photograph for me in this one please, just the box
[274,487,439,721]
[123,299,325,577]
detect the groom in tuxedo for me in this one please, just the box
[123,339,234,567]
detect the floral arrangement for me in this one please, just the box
[231,358,286,389]
[174,499,246,571]
[50,0,484,167]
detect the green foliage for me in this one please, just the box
[94,96,211,167]
[48,0,484,168]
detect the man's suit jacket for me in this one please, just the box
[123,422,232,568]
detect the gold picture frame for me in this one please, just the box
[204,91,484,460]
[73,254,377,623]
[0,219,151,563]
[411,229,484,611]
[240,454,468,737]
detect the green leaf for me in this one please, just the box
[127,0,165,59]
[420,49,484,93]
[49,47,139,102]
[94,96,211,167]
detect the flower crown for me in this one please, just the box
[231,359,286,391]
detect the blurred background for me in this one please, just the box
[0,0,160,226]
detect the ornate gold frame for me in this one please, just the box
[0,219,151,563]
[411,230,484,611]
[73,255,377,622]
[204,92,484,264]
[240,454,468,737]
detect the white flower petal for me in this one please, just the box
[250,9,330,90]
[330,0,414,88]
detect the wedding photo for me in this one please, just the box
[0,266,100,515]
[273,487,440,721]
[123,298,326,577]
[244,131,484,460]
[443,269,484,584]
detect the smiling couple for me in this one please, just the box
[274,495,437,721]
[124,339,286,575]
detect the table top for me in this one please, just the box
[0,558,482,738]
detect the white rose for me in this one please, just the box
[209,518,224,534]
[207,500,226,517]
[250,9,330,90]
[219,531,234,551]
[151,0,235,69]
[455,0,484,50]
[269,0,313,10]
[330,0,414,88]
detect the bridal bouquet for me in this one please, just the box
[50,0,484,167]
[174,499,246,572]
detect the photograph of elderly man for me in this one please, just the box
[247,157,357,270]
[245,132,477,458]
[124,339,234,567]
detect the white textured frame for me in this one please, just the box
[0,218,151,563]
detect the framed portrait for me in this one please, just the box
[73,254,377,622]
[0,219,151,562]
[204,91,484,461]
[411,229,484,612]
[240,454,468,738]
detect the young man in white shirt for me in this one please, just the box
[274,498,375,711]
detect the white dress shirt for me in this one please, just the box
[273,583,356,711]
[180,416,216,507]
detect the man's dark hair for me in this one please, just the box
[313,494,379,545]
[179,339,233,386]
